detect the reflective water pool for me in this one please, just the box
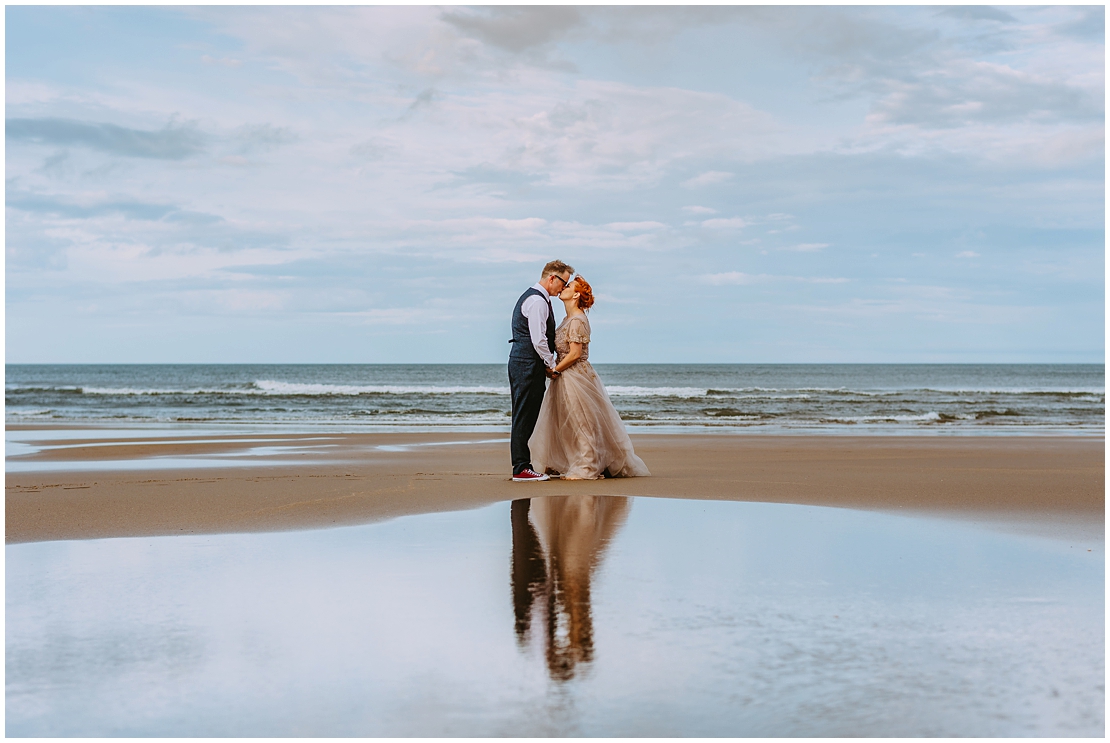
[6,496,1103,736]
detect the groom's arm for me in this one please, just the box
[521,295,557,370]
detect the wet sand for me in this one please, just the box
[6,430,1103,543]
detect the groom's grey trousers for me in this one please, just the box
[508,356,548,475]
[508,286,557,475]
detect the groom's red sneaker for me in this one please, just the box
[512,468,550,482]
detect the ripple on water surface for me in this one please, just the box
[6,497,1104,736]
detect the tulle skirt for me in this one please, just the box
[529,360,650,480]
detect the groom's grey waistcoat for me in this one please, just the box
[509,287,556,362]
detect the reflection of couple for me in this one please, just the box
[508,260,650,482]
[511,495,630,681]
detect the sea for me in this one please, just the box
[5,363,1104,435]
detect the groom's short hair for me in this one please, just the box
[541,260,574,278]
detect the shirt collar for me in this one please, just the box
[532,282,550,299]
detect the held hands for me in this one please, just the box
[545,367,561,379]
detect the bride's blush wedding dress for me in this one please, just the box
[528,315,650,480]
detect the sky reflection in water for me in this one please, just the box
[6,496,1103,736]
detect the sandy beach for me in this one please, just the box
[7,429,1103,544]
[7,427,1104,736]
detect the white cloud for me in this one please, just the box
[866,58,1101,129]
[702,271,760,285]
[332,307,456,325]
[5,81,64,106]
[782,243,830,252]
[682,205,716,214]
[440,7,585,55]
[701,217,747,229]
[604,221,667,232]
[780,284,1041,326]
[467,248,549,264]
[681,170,734,188]
[201,55,243,68]
[496,82,793,188]
[414,216,549,233]
[701,272,850,285]
[185,288,285,312]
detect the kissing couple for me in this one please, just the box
[508,260,651,482]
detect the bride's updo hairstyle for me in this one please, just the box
[572,276,595,311]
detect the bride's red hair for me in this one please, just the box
[572,276,595,311]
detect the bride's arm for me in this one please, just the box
[553,342,583,373]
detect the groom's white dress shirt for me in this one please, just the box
[522,282,557,370]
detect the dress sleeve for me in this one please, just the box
[565,317,591,344]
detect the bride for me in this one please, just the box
[528,276,650,480]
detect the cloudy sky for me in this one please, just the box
[6,5,1104,363]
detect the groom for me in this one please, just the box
[508,260,574,482]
